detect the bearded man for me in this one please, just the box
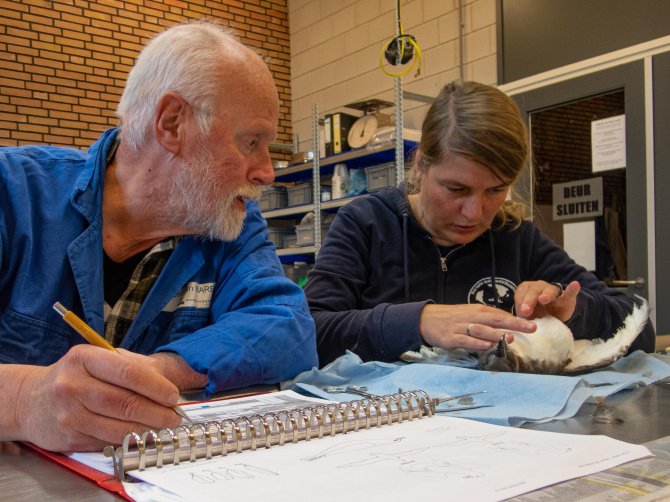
[0,21,317,452]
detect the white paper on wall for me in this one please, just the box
[563,221,596,271]
[591,114,626,172]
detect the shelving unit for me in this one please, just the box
[268,138,418,182]
[263,96,428,264]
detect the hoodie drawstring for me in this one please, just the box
[488,229,500,307]
[402,212,410,302]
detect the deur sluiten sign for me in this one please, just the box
[552,177,603,221]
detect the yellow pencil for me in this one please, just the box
[53,301,193,424]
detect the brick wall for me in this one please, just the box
[0,0,292,154]
[531,91,626,207]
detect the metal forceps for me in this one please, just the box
[430,391,489,412]
[432,390,487,407]
[322,385,376,398]
[393,388,489,413]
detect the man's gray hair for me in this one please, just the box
[116,20,238,153]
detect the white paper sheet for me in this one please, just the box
[591,114,626,172]
[563,220,596,271]
[127,415,651,502]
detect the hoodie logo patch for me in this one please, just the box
[468,277,517,313]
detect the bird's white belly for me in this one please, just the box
[510,316,574,366]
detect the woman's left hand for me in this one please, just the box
[514,280,580,322]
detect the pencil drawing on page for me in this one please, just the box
[188,464,279,485]
[177,424,578,487]
[298,426,573,479]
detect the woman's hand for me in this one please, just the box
[515,280,581,321]
[419,303,536,351]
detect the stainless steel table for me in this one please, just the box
[2,381,669,501]
[0,442,119,501]
[524,379,670,444]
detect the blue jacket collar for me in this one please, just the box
[67,128,119,332]
[70,128,119,223]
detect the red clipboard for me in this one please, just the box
[20,388,274,500]
[22,442,131,500]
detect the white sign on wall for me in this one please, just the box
[591,114,626,172]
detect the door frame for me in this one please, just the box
[499,37,670,331]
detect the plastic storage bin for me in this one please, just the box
[365,162,397,192]
[267,227,293,249]
[260,186,288,211]
[287,182,314,206]
[295,222,331,246]
[282,233,298,249]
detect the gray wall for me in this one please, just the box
[653,51,670,335]
[497,0,670,84]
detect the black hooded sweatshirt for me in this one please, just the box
[305,185,654,367]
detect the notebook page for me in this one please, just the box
[128,415,651,502]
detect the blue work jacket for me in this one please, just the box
[0,128,317,394]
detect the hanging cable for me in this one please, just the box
[379,0,423,77]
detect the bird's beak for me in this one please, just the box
[495,335,508,358]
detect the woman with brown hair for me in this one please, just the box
[305,80,654,367]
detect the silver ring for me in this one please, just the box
[552,282,564,299]
[466,323,473,337]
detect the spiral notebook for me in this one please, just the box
[69,388,652,502]
[105,388,435,479]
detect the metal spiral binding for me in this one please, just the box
[108,389,434,480]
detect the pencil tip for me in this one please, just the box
[175,406,194,423]
[53,302,67,316]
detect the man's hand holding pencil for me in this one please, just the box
[3,302,189,453]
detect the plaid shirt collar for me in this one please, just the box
[104,238,175,346]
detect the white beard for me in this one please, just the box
[402,298,649,375]
[165,143,260,241]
